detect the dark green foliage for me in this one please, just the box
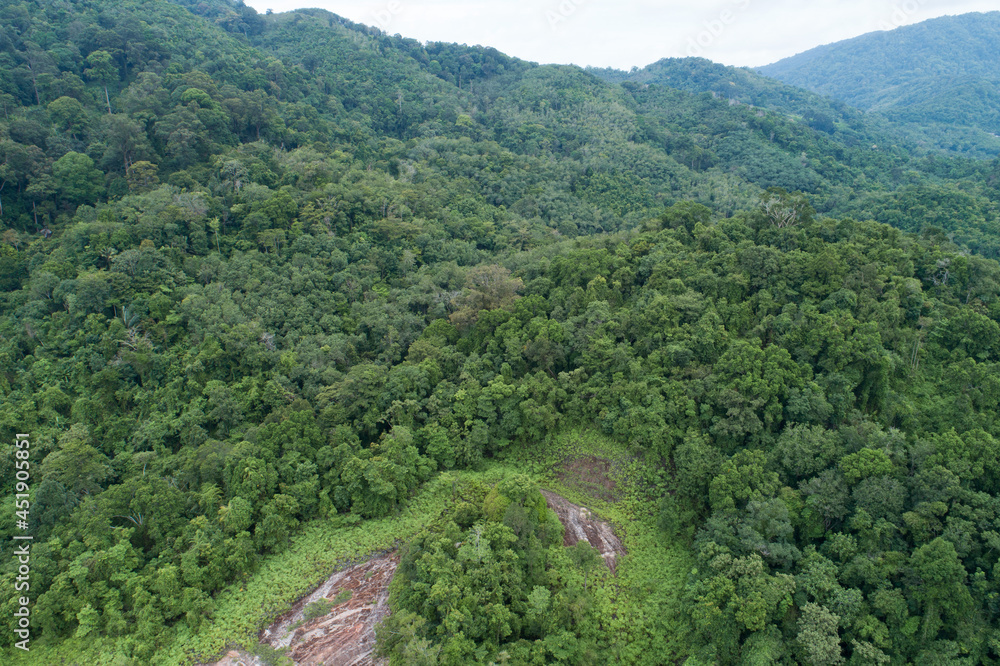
[377,475,598,664]
[2,0,1000,663]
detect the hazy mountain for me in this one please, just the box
[589,57,907,151]
[759,12,1000,156]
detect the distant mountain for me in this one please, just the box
[588,58,906,151]
[759,12,1000,156]
[591,58,848,119]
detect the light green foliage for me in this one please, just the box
[499,430,693,664]
[48,96,87,135]
[839,448,894,485]
[709,449,781,512]
[302,598,334,622]
[84,51,117,86]
[51,152,104,206]
[253,643,293,666]
[796,602,844,665]
[908,538,975,641]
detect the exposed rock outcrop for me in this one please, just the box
[251,553,397,666]
[540,490,625,572]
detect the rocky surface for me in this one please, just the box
[204,553,397,666]
[261,552,398,665]
[204,490,622,665]
[205,650,262,666]
[540,489,625,572]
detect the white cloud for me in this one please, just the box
[246,0,999,69]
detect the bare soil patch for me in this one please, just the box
[556,455,619,502]
[203,552,397,665]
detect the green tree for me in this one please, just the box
[908,538,975,642]
[40,425,111,497]
[52,152,104,207]
[47,96,87,138]
[85,50,117,114]
[796,602,843,665]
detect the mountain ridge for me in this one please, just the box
[758,11,1000,154]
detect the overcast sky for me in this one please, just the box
[245,0,998,69]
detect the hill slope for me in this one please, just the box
[759,12,1000,155]
[589,57,911,161]
[3,1,1000,664]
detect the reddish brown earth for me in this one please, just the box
[556,455,620,502]
[540,489,625,573]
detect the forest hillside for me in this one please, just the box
[2,1,1000,663]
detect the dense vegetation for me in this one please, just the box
[3,0,1000,663]
[378,474,603,664]
[759,11,1000,158]
[589,57,898,149]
